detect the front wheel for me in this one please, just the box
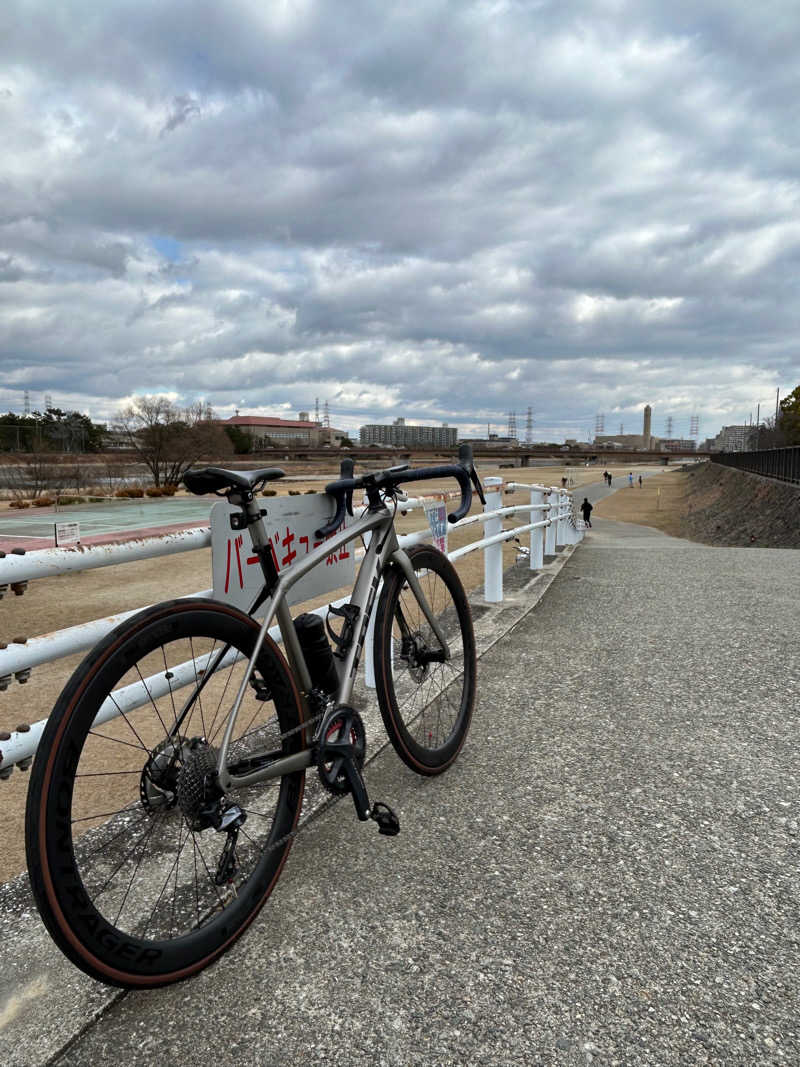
[374,545,476,774]
[25,598,305,988]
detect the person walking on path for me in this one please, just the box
[607,473,612,487]
[628,471,634,488]
[580,498,593,527]
[603,470,609,485]
[638,474,643,488]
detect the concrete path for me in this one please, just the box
[6,516,800,1065]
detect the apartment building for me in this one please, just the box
[359,418,457,448]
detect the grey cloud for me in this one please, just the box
[0,0,797,437]
[160,94,201,136]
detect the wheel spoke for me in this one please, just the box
[35,604,305,985]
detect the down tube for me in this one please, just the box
[334,520,398,707]
[217,508,391,790]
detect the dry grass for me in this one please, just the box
[592,469,690,535]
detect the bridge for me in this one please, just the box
[249,444,708,465]
[1,471,797,1064]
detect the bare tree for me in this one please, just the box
[101,453,131,494]
[116,396,232,486]
[0,447,63,499]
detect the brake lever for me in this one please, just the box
[457,443,486,506]
[340,457,355,516]
[470,467,486,506]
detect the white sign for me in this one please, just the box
[211,494,354,615]
[55,521,80,545]
[423,499,448,554]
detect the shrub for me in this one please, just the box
[56,496,87,506]
[145,487,163,497]
[33,497,55,508]
[161,484,178,496]
[89,496,104,503]
[289,490,300,496]
[9,499,30,509]
[263,489,277,497]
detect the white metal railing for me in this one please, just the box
[0,483,582,774]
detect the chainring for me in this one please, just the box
[316,708,366,795]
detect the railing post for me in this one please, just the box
[529,485,545,569]
[561,492,574,545]
[483,477,504,602]
[555,489,567,547]
[544,488,557,557]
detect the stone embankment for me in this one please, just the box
[680,462,800,548]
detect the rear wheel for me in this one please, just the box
[374,545,476,774]
[25,598,305,987]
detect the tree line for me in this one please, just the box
[2,387,800,493]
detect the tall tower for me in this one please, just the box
[525,406,533,445]
[642,405,652,448]
[594,413,605,439]
[665,415,673,438]
[323,400,330,428]
[507,411,517,441]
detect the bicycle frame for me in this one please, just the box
[213,498,452,792]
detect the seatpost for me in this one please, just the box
[229,488,279,591]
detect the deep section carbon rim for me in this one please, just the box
[375,546,475,773]
[27,600,304,986]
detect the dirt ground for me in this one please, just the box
[592,467,691,536]
[594,461,800,548]
[3,460,652,884]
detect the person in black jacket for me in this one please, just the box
[580,498,593,527]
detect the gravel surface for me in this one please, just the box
[44,518,800,1066]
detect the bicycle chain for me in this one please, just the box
[224,702,363,862]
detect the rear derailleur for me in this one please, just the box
[141,735,247,886]
[315,705,399,836]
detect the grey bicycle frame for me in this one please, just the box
[215,499,451,792]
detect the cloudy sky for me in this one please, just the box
[1,0,798,442]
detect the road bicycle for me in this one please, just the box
[25,446,485,987]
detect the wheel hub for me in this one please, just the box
[140,736,184,813]
[140,736,220,830]
[401,631,430,683]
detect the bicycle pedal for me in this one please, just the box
[370,801,400,836]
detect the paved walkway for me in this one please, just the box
[5,516,800,1064]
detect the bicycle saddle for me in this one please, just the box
[182,466,286,495]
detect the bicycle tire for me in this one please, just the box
[25,598,305,988]
[373,545,476,774]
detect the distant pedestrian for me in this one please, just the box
[638,474,643,488]
[603,470,609,485]
[607,473,612,487]
[628,471,634,488]
[580,498,593,527]
[561,476,568,488]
